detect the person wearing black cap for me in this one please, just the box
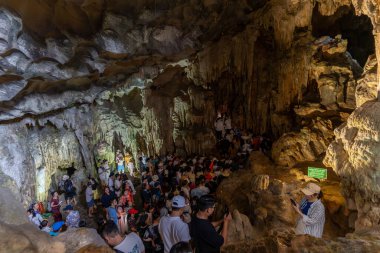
[190,195,231,253]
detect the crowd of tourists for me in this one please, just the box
[26,113,326,253]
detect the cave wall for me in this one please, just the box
[0,0,377,208]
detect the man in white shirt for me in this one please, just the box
[108,172,115,192]
[102,220,145,253]
[158,195,191,253]
[85,181,95,217]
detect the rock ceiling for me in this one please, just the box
[0,0,264,121]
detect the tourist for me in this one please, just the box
[214,116,224,141]
[101,187,116,209]
[99,159,110,187]
[115,173,122,197]
[39,219,51,233]
[143,211,163,252]
[85,181,95,218]
[102,220,145,253]
[142,183,152,207]
[169,242,192,253]
[63,175,77,206]
[50,191,63,222]
[292,182,325,238]
[158,195,191,253]
[150,175,162,204]
[108,172,115,192]
[64,205,80,228]
[119,189,133,207]
[27,208,43,228]
[190,195,231,253]
[125,176,136,195]
[223,113,232,133]
[116,150,125,173]
[117,205,128,235]
[191,179,209,199]
[107,198,119,226]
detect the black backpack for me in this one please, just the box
[64,179,74,193]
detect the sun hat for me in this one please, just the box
[172,195,187,208]
[62,175,69,181]
[301,183,321,196]
[152,175,159,181]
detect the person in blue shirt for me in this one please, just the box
[107,198,118,226]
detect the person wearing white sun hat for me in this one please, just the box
[292,182,325,238]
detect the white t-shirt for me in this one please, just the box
[108,177,114,191]
[115,179,122,191]
[158,215,191,253]
[214,118,224,131]
[85,186,93,202]
[114,232,145,253]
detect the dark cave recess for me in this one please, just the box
[312,4,375,67]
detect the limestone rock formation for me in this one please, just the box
[222,228,380,253]
[0,0,377,251]
[324,101,380,231]
[0,222,65,253]
[0,0,375,204]
[356,54,378,107]
[272,118,335,167]
[57,228,107,253]
[217,152,349,240]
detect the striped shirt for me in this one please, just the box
[298,198,325,238]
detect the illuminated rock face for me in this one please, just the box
[0,0,376,227]
[324,101,380,230]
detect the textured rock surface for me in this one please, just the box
[324,101,380,231]
[0,0,377,251]
[217,152,349,240]
[272,118,335,167]
[57,228,107,253]
[0,0,375,203]
[218,151,380,252]
[221,228,380,253]
[356,54,378,107]
[0,180,66,253]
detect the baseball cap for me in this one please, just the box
[301,183,321,196]
[172,195,187,208]
[63,205,73,211]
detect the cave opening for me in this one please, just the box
[311,4,375,67]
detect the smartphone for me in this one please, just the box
[290,198,297,206]
[224,205,229,215]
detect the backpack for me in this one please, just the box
[64,179,74,193]
[58,180,65,193]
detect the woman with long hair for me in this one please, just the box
[50,191,63,222]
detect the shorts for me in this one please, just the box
[87,199,95,208]
[117,164,125,172]
[65,192,76,200]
